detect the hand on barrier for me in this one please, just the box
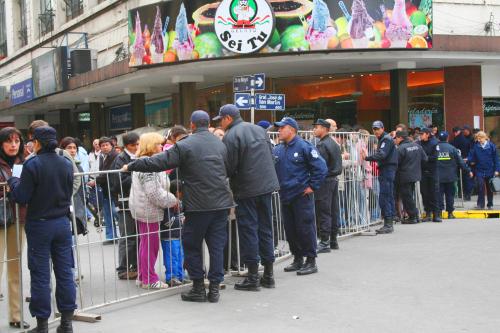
[303,187,313,196]
[121,165,129,172]
[495,171,499,177]
[469,172,474,178]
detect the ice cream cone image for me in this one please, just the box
[349,0,374,49]
[386,0,413,48]
[131,11,145,66]
[150,6,165,64]
[306,0,335,50]
[173,3,194,61]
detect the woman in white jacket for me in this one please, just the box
[129,133,177,289]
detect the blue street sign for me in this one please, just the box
[10,78,34,106]
[234,93,251,109]
[255,93,285,111]
[233,73,265,92]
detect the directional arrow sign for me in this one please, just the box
[234,93,252,109]
[233,73,265,92]
[255,93,285,111]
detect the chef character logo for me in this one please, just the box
[215,0,274,54]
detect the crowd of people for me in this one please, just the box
[0,109,499,333]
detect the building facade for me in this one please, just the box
[0,0,499,147]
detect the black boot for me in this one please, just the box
[235,263,261,291]
[317,234,331,254]
[376,218,394,234]
[433,212,442,223]
[422,211,432,222]
[447,212,455,219]
[260,262,275,288]
[330,232,339,250]
[56,311,74,333]
[402,216,418,224]
[284,256,303,272]
[297,257,318,276]
[207,282,220,303]
[29,318,48,333]
[181,278,207,302]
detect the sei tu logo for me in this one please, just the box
[215,0,274,54]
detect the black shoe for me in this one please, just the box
[207,282,220,303]
[181,279,207,302]
[235,263,261,291]
[402,216,418,224]
[464,195,471,201]
[376,218,394,234]
[330,233,339,250]
[432,212,442,223]
[284,256,303,272]
[9,321,30,329]
[447,212,455,219]
[297,257,318,276]
[29,318,48,333]
[316,240,331,254]
[56,311,74,333]
[260,262,275,289]
[422,212,432,222]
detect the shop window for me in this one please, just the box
[0,0,7,59]
[146,100,172,127]
[39,0,54,36]
[484,98,500,148]
[407,70,444,130]
[64,0,83,21]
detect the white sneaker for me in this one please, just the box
[142,281,169,290]
[135,280,143,288]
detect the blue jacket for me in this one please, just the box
[419,136,439,175]
[273,135,327,203]
[437,142,470,183]
[467,141,500,178]
[365,133,398,171]
[8,150,73,221]
[451,133,473,159]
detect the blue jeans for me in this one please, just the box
[161,240,184,281]
[102,195,118,240]
[25,217,77,318]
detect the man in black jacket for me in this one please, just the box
[124,111,234,303]
[437,131,473,219]
[418,128,442,222]
[395,131,427,224]
[312,119,342,252]
[451,125,474,200]
[214,104,280,291]
[110,132,139,280]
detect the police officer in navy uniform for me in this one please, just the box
[394,131,428,224]
[8,127,76,333]
[418,128,442,222]
[273,117,327,275]
[437,131,473,219]
[213,104,280,291]
[312,119,342,252]
[364,121,398,234]
[125,111,234,303]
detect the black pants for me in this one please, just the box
[315,178,339,240]
[235,193,275,265]
[117,209,138,272]
[439,182,455,213]
[420,174,440,213]
[399,181,418,217]
[183,210,228,283]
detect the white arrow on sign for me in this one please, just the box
[255,76,264,89]
[236,96,249,107]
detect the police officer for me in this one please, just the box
[213,104,280,291]
[8,127,76,333]
[312,119,342,252]
[394,131,428,224]
[364,121,398,234]
[273,117,327,275]
[437,131,473,219]
[418,128,442,222]
[124,111,234,303]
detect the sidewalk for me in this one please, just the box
[70,219,500,333]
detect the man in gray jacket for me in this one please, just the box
[124,111,234,303]
[214,104,280,292]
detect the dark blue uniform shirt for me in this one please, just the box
[437,142,470,183]
[273,135,327,203]
[365,133,398,171]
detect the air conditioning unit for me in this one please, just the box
[70,49,96,76]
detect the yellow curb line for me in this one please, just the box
[442,210,500,219]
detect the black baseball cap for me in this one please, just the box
[421,127,431,134]
[395,130,408,138]
[213,104,240,121]
[312,119,331,129]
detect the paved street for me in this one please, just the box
[64,218,500,333]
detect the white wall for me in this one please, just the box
[482,65,500,97]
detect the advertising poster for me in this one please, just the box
[129,0,433,66]
[31,47,69,98]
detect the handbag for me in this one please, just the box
[0,168,14,228]
[489,176,500,193]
